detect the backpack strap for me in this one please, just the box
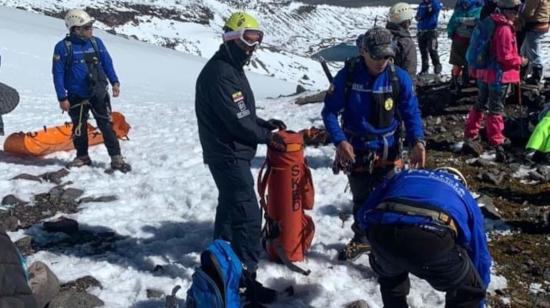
[63,35,101,72]
[63,35,73,73]
[341,56,360,127]
[388,63,405,156]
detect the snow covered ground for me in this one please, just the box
[0,5,509,308]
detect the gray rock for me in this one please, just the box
[544,268,550,281]
[40,169,70,184]
[146,288,164,299]
[11,173,42,182]
[1,194,28,206]
[481,172,505,186]
[29,261,60,308]
[61,188,85,203]
[0,216,19,232]
[477,195,503,220]
[345,300,369,308]
[49,290,104,308]
[462,140,484,157]
[78,195,118,204]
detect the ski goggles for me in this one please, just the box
[223,29,264,48]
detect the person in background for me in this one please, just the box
[416,0,444,75]
[356,168,491,308]
[195,11,287,306]
[448,0,483,94]
[464,0,527,162]
[322,27,425,262]
[518,0,550,85]
[52,9,131,172]
[387,2,418,78]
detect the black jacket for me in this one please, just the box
[195,44,271,163]
[0,231,37,308]
[386,22,418,78]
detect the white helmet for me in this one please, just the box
[434,167,468,188]
[389,3,414,24]
[65,9,95,30]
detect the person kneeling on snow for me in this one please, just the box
[322,27,426,262]
[356,168,491,308]
[52,9,130,172]
[526,103,550,164]
[195,11,287,306]
[463,0,528,162]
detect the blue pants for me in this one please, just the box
[208,159,262,272]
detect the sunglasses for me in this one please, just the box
[223,29,264,49]
[77,25,93,31]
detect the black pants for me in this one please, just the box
[348,160,395,243]
[368,224,486,308]
[68,94,120,158]
[418,30,441,74]
[208,159,262,272]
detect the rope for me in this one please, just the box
[70,100,90,137]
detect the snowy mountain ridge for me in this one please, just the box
[0,0,397,89]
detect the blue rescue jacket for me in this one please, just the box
[356,169,492,288]
[417,0,444,30]
[52,34,119,102]
[321,61,424,152]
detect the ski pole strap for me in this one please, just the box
[70,100,90,137]
[272,240,311,276]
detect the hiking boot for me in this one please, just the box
[66,156,92,168]
[434,63,442,75]
[526,65,543,86]
[495,145,507,163]
[338,240,371,261]
[110,155,132,173]
[241,271,278,306]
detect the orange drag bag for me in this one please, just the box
[258,130,315,275]
[3,111,130,157]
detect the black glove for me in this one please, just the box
[266,118,287,130]
[268,133,287,152]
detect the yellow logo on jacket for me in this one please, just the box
[384,98,394,111]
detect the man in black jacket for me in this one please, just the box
[195,11,286,305]
[0,230,37,307]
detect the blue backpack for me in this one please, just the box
[186,240,243,308]
[466,16,496,69]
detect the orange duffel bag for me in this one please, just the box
[258,130,315,275]
[3,111,130,157]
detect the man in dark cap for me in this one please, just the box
[322,27,426,261]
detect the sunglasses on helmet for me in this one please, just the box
[223,29,264,48]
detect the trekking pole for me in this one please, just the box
[318,56,334,83]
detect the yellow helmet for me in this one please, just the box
[224,12,261,32]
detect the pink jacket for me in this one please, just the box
[479,13,522,84]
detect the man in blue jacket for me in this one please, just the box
[356,168,491,308]
[416,0,444,75]
[52,9,130,172]
[322,27,426,261]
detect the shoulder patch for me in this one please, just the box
[53,54,61,62]
[327,84,335,95]
[232,91,244,102]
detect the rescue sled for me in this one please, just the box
[3,111,130,157]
